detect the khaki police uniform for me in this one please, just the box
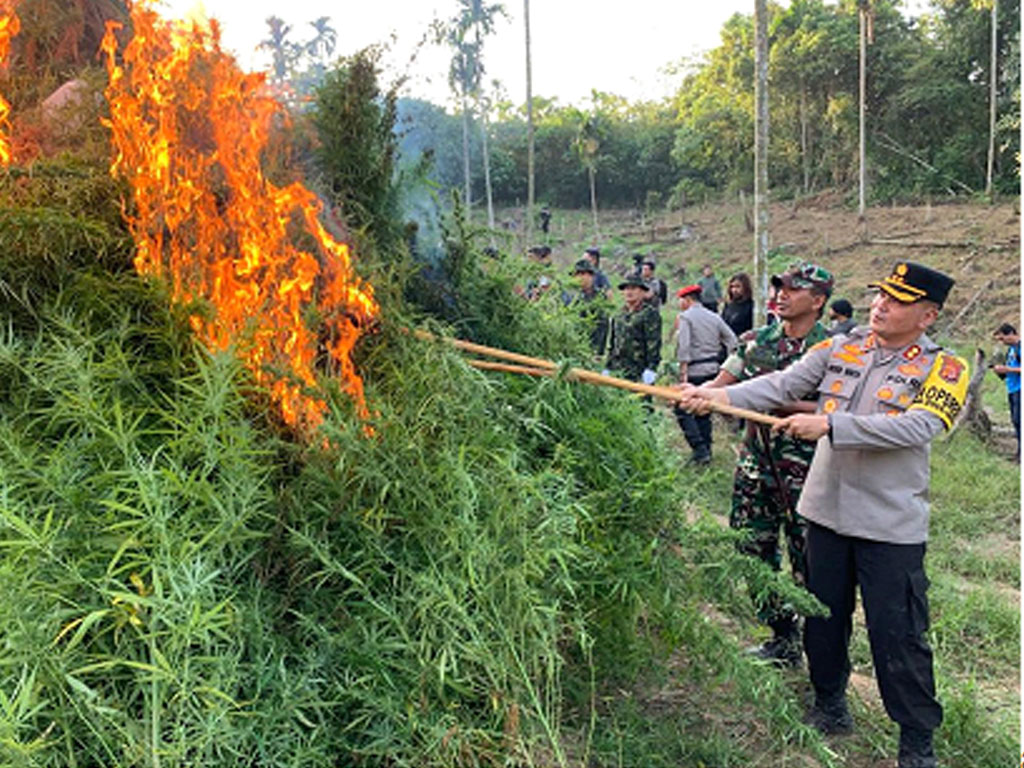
[725,325,968,736]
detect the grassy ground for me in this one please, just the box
[514,203,1021,766]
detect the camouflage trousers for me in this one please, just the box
[728,448,811,629]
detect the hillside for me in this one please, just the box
[516,199,1020,347]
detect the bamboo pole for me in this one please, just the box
[418,329,784,427]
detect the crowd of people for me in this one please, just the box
[517,243,1016,768]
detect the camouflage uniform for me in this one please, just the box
[722,319,830,629]
[606,303,661,382]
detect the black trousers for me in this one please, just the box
[674,372,716,458]
[1008,390,1020,459]
[805,522,942,731]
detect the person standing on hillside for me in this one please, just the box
[697,263,723,312]
[640,256,668,311]
[697,262,834,667]
[673,284,737,465]
[721,272,755,338]
[583,247,613,299]
[606,273,661,384]
[571,258,610,357]
[992,322,1021,462]
[677,261,966,768]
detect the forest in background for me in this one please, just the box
[390,0,1019,212]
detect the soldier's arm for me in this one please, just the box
[725,341,833,413]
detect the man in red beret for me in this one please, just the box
[672,284,736,465]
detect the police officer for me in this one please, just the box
[679,261,965,768]
[673,284,737,465]
[701,261,834,666]
[606,273,661,384]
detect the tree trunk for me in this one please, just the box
[524,0,535,244]
[753,0,770,324]
[461,92,472,211]
[858,4,867,222]
[588,165,599,240]
[985,0,998,200]
[479,109,495,237]
[799,80,810,195]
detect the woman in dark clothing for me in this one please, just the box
[720,272,754,337]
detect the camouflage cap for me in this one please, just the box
[770,261,834,296]
[572,258,595,274]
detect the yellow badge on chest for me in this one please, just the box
[909,352,969,429]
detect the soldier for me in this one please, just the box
[701,261,834,667]
[679,261,965,768]
[605,273,661,384]
[570,258,610,356]
[583,247,613,300]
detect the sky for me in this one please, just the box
[157,0,777,107]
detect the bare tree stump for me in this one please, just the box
[951,348,991,440]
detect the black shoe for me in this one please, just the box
[898,727,936,768]
[803,695,853,735]
[746,635,802,668]
[686,452,711,467]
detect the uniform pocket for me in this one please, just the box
[817,374,852,415]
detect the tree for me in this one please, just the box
[439,0,505,221]
[311,46,401,250]
[573,106,602,239]
[259,16,296,81]
[524,0,534,243]
[753,0,769,320]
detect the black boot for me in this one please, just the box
[898,727,936,768]
[803,692,853,735]
[747,619,802,668]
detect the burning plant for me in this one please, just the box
[101,0,377,433]
[0,0,18,165]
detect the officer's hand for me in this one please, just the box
[673,383,728,415]
[641,369,657,385]
[993,364,1009,374]
[773,413,829,440]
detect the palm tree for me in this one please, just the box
[441,1,505,217]
[259,16,294,81]
[573,109,600,239]
[306,16,336,63]
[523,0,535,244]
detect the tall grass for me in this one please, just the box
[0,168,839,766]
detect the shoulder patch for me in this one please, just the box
[909,351,969,429]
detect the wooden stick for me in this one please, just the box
[419,329,784,427]
[467,360,553,377]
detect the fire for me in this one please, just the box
[101,1,378,434]
[0,0,18,166]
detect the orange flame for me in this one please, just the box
[101,1,378,434]
[0,0,18,165]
